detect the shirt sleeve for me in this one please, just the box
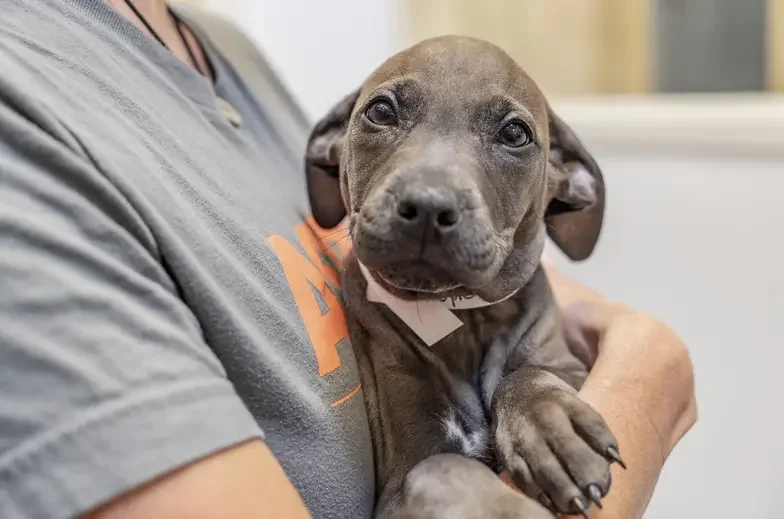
[0,97,263,518]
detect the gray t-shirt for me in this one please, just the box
[0,1,373,518]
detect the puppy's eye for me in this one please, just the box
[499,121,531,148]
[365,99,397,126]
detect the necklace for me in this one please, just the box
[120,0,243,127]
[122,0,202,76]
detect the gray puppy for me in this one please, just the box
[305,36,621,519]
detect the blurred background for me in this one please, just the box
[181,1,784,517]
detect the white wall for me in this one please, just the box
[215,0,402,120]
[208,2,784,517]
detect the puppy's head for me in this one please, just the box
[306,36,605,301]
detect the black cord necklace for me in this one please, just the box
[122,0,201,76]
[120,0,243,127]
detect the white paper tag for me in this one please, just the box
[358,263,517,346]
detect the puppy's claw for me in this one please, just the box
[606,446,627,469]
[587,484,603,509]
[538,493,556,514]
[571,496,589,518]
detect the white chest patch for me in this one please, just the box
[441,411,489,459]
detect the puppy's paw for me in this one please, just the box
[493,369,623,517]
[391,454,553,519]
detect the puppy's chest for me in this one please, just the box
[416,302,526,461]
[430,300,525,376]
[344,266,531,464]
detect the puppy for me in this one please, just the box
[305,36,620,519]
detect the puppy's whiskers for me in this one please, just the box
[319,234,350,256]
[535,214,557,234]
[492,233,539,282]
[319,225,351,240]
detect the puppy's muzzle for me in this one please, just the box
[353,175,499,292]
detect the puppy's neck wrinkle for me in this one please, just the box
[458,222,548,305]
[367,265,521,305]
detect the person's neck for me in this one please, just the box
[108,0,212,80]
[122,0,167,16]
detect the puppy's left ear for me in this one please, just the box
[544,105,606,261]
[305,89,360,229]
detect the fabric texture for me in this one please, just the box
[0,1,373,518]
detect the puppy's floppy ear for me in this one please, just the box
[544,105,606,261]
[305,89,360,229]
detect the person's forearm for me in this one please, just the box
[575,314,694,519]
[577,381,665,519]
[84,440,312,519]
[541,260,696,518]
[545,261,664,517]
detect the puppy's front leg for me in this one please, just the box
[383,454,553,519]
[492,367,621,517]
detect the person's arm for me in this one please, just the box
[544,261,697,519]
[84,440,310,519]
[0,88,311,518]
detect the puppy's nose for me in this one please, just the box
[396,187,461,231]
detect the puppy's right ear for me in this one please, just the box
[305,89,360,229]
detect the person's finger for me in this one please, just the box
[541,255,595,303]
[562,309,600,368]
[543,265,631,361]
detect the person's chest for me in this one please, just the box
[9,7,374,514]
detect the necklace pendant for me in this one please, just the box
[217,97,242,127]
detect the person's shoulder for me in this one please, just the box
[0,1,97,115]
[0,0,90,57]
[0,1,59,75]
[0,10,86,166]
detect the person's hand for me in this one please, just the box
[539,256,697,517]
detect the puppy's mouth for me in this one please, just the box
[375,262,461,294]
[350,195,508,295]
[352,222,506,296]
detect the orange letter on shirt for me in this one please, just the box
[268,226,348,376]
